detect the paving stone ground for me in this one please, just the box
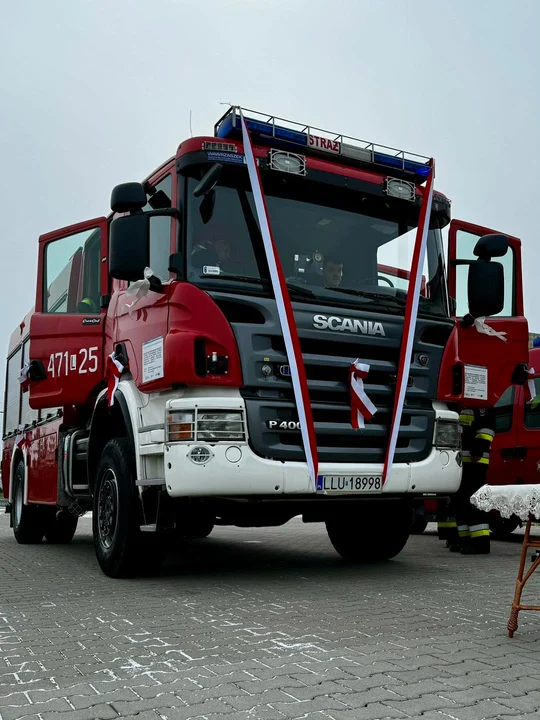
[1,514,540,720]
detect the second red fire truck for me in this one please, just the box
[1,106,530,576]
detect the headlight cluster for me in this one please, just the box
[435,420,461,449]
[167,409,245,443]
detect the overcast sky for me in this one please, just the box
[1,0,539,391]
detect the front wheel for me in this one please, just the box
[93,438,164,578]
[12,461,46,544]
[326,503,411,563]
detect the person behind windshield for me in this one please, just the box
[322,254,343,288]
[191,230,232,274]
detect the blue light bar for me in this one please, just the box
[533,337,540,348]
[215,107,431,184]
[217,113,308,147]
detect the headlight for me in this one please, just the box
[167,411,194,442]
[436,420,460,449]
[197,411,245,441]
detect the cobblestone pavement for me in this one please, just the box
[1,515,540,720]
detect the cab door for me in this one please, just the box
[29,217,108,409]
[489,385,521,486]
[438,219,529,407]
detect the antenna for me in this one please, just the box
[189,110,193,138]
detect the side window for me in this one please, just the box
[4,347,22,435]
[494,386,515,433]
[44,228,102,314]
[525,378,540,429]
[455,229,515,318]
[144,175,172,282]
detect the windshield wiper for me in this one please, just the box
[199,273,265,285]
[285,282,317,299]
[329,287,407,305]
[200,274,317,299]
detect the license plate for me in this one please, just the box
[317,475,383,493]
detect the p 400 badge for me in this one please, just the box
[267,420,301,430]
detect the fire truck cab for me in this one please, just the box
[2,107,530,577]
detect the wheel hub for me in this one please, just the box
[97,470,118,550]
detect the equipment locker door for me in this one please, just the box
[440,219,529,407]
[29,217,108,409]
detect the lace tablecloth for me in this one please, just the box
[471,484,540,521]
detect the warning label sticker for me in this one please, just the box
[142,336,164,384]
[464,364,488,400]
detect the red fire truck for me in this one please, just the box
[1,107,530,577]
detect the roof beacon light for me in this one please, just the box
[384,178,416,202]
[269,150,306,175]
[214,106,432,184]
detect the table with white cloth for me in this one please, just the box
[471,483,540,637]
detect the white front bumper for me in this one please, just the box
[163,395,461,498]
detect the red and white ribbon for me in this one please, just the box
[383,161,435,485]
[474,317,507,343]
[524,367,536,404]
[106,351,125,407]
[14,424,26,450]
[240,111,318,491]
[349,360,377,429]
[124,267,155,316]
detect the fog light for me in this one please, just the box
[188,446,213,465]
[261,364,273,377]
[436,420,460,449]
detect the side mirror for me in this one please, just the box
[199,191,216,224]
[193,164,223,198]
[110,182,147,213]
[467,261,505,318]
[109,214,149,281]
[473,233,509,260]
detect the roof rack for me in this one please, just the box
[214,105,432,184]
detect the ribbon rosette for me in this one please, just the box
[349,359,377,429]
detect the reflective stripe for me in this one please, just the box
[459,412,474,426]
[470,528,491,538]
[458,525,469,531]
[476,430,495,443]
[477,428,495,440]
[470,524,490,532]
[438,521,457,528]
[477,457,489,465]
[462,456,473,463]
[458,524,470,537]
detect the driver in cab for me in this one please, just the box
[322,255,343,288]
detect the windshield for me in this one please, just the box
[185,165,448,316]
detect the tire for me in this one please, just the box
[179,519,214,540]
[326,503,411,563]
[12,461,46,544]
[93,438,164,578]
[44,511,78,544]
[489,512,520,539]
[410,510,428,535]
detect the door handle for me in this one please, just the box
[501,447,527,460]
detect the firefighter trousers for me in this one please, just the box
[455,463,490,552]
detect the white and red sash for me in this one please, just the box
[240,111,319,490]
[382,162,435,484]
[349,360,377,429]
[106,351,126,407]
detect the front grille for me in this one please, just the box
[214,293,452,465]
